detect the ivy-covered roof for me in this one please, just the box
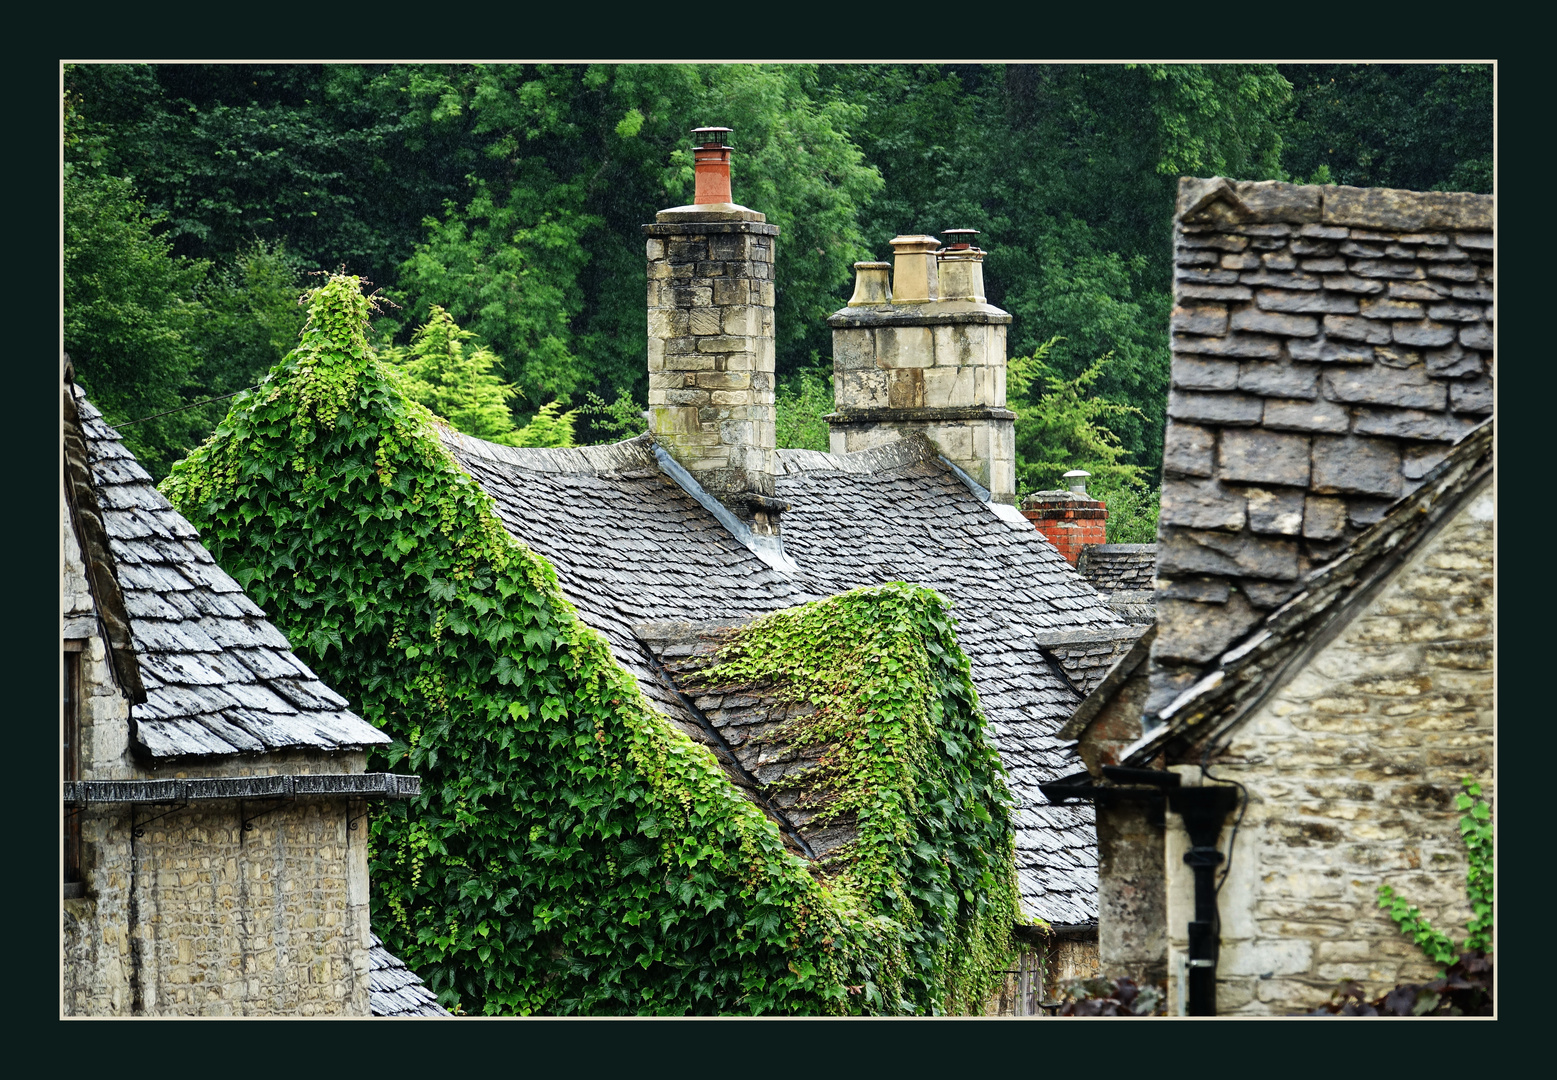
[440,427,1137,925]
[68,385,390,759]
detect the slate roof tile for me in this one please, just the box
[73,389,389,759]
[367,933,450,1017]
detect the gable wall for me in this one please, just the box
[63,488,372,1016]
[1162,478,1493,1014]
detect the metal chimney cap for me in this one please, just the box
[1063,469,1091,494]
[940,228,981,251]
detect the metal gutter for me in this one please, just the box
[63,773,421,804]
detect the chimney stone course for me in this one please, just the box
[646,129,784,533]
[827,232,1016,502]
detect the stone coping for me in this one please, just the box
[1179,176,1492,231]
[63,772,422,803]
[828,302,1012,328]
[825,406,1017,425]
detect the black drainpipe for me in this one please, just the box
[1166,785,1239,1017]
[1040,766,1238,1017]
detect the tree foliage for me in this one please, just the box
[775,364,835,453]
[69,62,1492,495]
[63,167,209,478]
[161,276,1019,1015]
[1279,64,1493,193]
[1007,339,1147,496]
[385,305,520,444]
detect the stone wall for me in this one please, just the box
[1152,178,1493,716]
[65,796,372,1016]
[1096,799,1168,990]
[645,214,780,519]
[62,504,373,1016]
[1161,480,1493,1014]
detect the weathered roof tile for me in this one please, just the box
[440,428,1132,924]
[73,389,390,759]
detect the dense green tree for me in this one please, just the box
[818,63,1293,481]
[775,364,835,453]
[191,237,309,419]
[1279,64,1493,193]
[385,306,521,443]
[1007,339,1148,496]
[63,166,209,479]
[66,62,1491,491]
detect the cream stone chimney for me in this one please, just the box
[826,229,1016,502]
[645,127,785,534]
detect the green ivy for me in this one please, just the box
[688,585,1027,1013]
[162,274,1021,1015]
[1376,777,1493,969]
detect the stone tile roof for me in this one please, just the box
[1037,631,1143,698]
[1075,544,1158,626]
[1153,177,1493,720]
[1076,544,1156,593]
[440,429,1131,925]
[368,933,450,1017]
[70,388,390,760]
[1123,417,1492,766]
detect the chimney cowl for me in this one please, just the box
[1064,469,1091,496]
[939,228,981,252]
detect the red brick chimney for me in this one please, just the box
[1021,470,1107,564]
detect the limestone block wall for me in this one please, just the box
[1153,178,1493,715]
[62,509,372,1016]
[1162,481,1493,1015]
[828,306,1016,502]
[645,219,779,507]
[65,797,372,1016]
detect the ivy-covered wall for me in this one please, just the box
[162,275,1021,1015]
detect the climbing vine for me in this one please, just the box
[162,274,1019,1015]
[688,586,1024,1014]
[1376,777,1494,968]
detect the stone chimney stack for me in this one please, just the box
[646,128,784,534]
[1021,470,1109,564]
[826,230,1016,503]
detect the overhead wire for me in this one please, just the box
[106,381,266,429]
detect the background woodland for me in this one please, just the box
[63,63,1493,540]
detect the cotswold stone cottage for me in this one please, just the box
[429,130,1142,1011]
[1051,178,1493,1015]
[61,362,443,1017]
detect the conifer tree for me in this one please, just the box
[385,305,521,443]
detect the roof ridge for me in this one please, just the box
[438,427,659,475]
[776,433,937,475]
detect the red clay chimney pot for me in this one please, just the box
[692,127,734,205]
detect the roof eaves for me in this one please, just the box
[1057,623,1158,743]
[1124,417,1493,766]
